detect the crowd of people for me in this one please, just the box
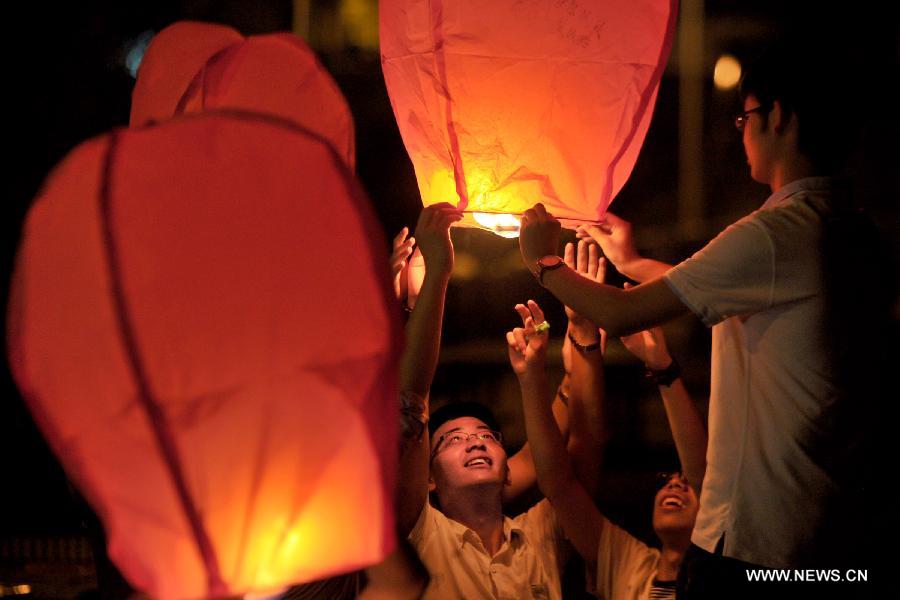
[372,34,882,600]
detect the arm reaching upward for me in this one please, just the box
[620,311,707,490]
[502,395,569,504]
[576,212,673,283]
[503,241,607,505]
[390,226,415,301]
[507,300,603,566]
[560,240,608,499]
[519,203,688,337]
[396,203,462,536]
[398,203,461,397]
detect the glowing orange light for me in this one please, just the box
[381,0,678,235]
[9,113,400,599]
[472,212,521,238]
[714,54,742,90]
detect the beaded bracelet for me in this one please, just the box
[567,330,601,353]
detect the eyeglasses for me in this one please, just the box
[655,471,690,491]
[430,429,503,461]
[734,105,769,132]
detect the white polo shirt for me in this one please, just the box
[409,498,567,599]
[663,177,861,568]
[594,515,662,600]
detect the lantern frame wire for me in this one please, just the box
[99,130,228,596]
[12,108,405,596]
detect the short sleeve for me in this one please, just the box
[594,516,659,600]
[663,217,775,326]
[408,500,434,547]
[517,499,570,573]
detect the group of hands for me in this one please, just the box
[389,202,671,377]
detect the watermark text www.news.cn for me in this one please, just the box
[746,569,867,583]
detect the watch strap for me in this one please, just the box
[645,357,682,387]
[536,256,564,286]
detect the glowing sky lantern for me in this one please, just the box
[129,21,243,127]
[380,0,677,237]
[8,112,400,599]
[131,21,355,169]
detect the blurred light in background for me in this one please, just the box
[713,54,741,90]
[452,251,480,280]
[339,0,379,49]
[0,584,32,596]
[124,30,156,78]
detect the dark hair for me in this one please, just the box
[739,33,861,174]
[428,401,502,438]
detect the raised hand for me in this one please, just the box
[404,248,426,309]
[618,283,672,370]
[506,300,550,377]
[563,240,608,353]
[575,212,638,273]
[620,327,672,370]
[391,226,415,300]
[413,202,463,278]
[519,203,561,272]
[563,241,606,323]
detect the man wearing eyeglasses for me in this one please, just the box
[413,400,568,600]
[396,201,554,600]
[516,34,881,596]
[393,205,608,599]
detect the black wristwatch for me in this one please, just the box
[645,357,681,387]
[535,255,565,286]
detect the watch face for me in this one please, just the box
[536,255,564,285]
[540,256,562,267]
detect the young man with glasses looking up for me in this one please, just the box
[394,208,606,599]
[516,34,883,597]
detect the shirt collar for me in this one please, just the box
[760,176,834,211]
[503,515,526,547]
[457,516,525,551]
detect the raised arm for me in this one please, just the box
[502,395,569,504]
[503,241,606,505]
[619,316,707,490]
[560,240,608,499]
[396,203,462,536]
[576,212,673,283]
[507,300,603,565]
[503,241,608,503]
[519,203,688,337]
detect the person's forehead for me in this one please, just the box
[433,416,490,439]
[744,93,760,109]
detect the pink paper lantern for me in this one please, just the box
[131,21,355,169]
[380,0,677,236]
[129,21,243,128]
[8,112,400,599]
